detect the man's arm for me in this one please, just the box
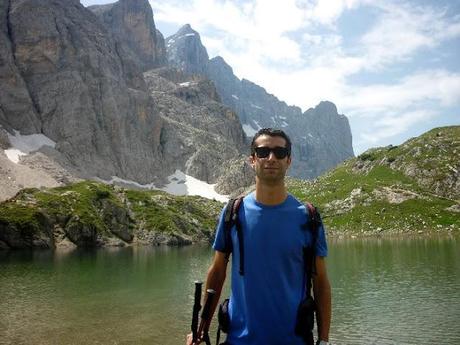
[313,256,331,342]
[187,250,229,345]
[203,250,229,327]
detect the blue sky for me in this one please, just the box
[81,0,460,154]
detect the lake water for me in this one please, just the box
[1,235,459,345]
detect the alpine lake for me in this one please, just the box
[1,234,459,345]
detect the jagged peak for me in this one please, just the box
[317,100,338,113]
[305,101,338,115]
[169,23,200,38]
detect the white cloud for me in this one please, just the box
[359,109,436,144]
[342,70,460,116]
[359,2,460,69]
[310,0,363,25]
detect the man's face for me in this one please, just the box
[250,134,292,185]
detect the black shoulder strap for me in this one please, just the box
[303,202,321,295]
[223,196,245,275]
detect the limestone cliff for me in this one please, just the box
[0,0,164,185]
[89,0,167,71]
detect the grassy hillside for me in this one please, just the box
[0,181,223,249]
[288,126,460,235]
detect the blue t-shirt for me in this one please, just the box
[213,192,328,345]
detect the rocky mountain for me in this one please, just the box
[288,126,460,235]
[0,0,248,202]
[166,24,355,179]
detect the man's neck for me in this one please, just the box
[254,179,288,206]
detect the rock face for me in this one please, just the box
[0,0,41,134]
[167,26,355,179]
[166,24,209,75]
[291,101,354,178]
[1,0,165,185]
[89,0,167,71]
[143,67,247,183]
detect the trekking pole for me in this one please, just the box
[199,289,216,345]
[191,281,203,344]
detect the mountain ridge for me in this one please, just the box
[166,23,354,179]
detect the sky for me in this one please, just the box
[81,0,460,154]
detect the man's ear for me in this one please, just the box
[249,155,255,168]
[287,156,292,168]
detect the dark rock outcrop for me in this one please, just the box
[0,209,54,249]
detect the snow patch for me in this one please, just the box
[281,121,288,127]
[101,176,157,190]
[4,130,56,163]
[279,116,287,120]
[99,170,228,202]
[242,119,263,137]
[231,94,239,100]
[185,33,195,37]
[163,170,228,202]
[242,124,258,137]
[253,120,262,129]
[250,103,263,110]
[179,82,191,87]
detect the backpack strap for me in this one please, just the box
[303,202,321,295]
[223,196,245,275]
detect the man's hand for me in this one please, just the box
[186,332,202,345]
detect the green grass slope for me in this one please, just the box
[288,126,460,235]
[0,181,223,249]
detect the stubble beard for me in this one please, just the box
[256,166,286,186]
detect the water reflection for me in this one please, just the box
[1,236,459,344]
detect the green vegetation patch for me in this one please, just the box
[125,189,222,236]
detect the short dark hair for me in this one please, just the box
[250,128,292,157]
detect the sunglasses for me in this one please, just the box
[254,146,290,159]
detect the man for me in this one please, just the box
[187,128,331,345]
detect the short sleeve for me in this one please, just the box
[315,222,328,257]
[212,205,228,252]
